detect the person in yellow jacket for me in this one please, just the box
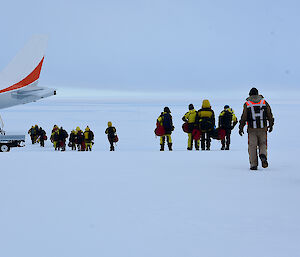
[51,129,60,150]
[84,126,94,151]
[198,99,215,150]
[218,105,238,150]
[157,107,174,151]
[52,125,59,134]
[182,104,199,150]
[28,126,36,144]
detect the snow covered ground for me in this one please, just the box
[0,90,299,257]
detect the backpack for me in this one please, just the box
[162,113,172,130]
[87,131,94,141]
[107,127,116,139]
[220,110,232,129]
[76,131,83,143]
[200,117,214,132]
[91,131,94,140]
[53,132,60,141]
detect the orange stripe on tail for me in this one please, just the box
[0,57,44,94]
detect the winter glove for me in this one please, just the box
[239,128,244,136]
[268,126,273,133]
[172,126,175,131]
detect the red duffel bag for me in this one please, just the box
[182,122,189,133]
[211,128,226,140]
[192,129,201,140]
[218,128,226,140]
[113,135,119,142]
[154,123,165,136]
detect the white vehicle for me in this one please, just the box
[0,115,25,152]
[0,134,25,152]
[0,35,56,109]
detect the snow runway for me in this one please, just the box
[0,93,299,257]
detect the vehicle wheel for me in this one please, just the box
[0,144,10,152]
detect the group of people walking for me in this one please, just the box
[51,125,73,151]
[28,121,118,151]
[28,125,47,147]
[27,88,274,170]
[156,87,274,170]
[67,126,95,151]
[156,100,237,151]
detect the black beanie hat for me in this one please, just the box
[164,107,170,113]
[224,105,229,109]
[249,87,259,96]
[189,104,194,110]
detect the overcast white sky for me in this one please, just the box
[0,0,299,92]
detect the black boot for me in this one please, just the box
[195,141,199,150]
[201,141,205,150]
[259,154,268,168]
[206,139,211,151]
[225,145,230,150]
[160,144,164,151]
[168,143,172,151]
[110,142,115,151]
[250,166,258,170]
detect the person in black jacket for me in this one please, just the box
[105,121,117,151]
[59,127,68,151]
[218,105,238,150]
[39,127,47,147]
[157,107,174,151]
[69,130,77,150]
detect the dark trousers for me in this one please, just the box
[221,130,231,148]
[71,142,76,150]
[108,138,114,151]
[201,132,211,150]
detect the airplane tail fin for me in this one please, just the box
[0,35,56,109]
[0,35,48,93]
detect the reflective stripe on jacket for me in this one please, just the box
[246,99,267,129]
[239,95,274,131]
